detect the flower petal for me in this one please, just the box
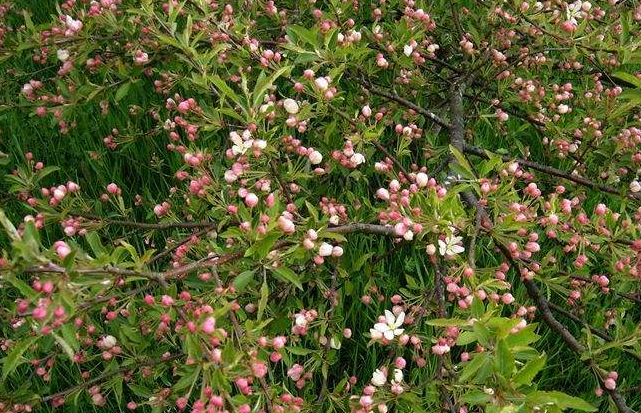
[374,323,390,333]
[395,311,405,328]
[384,330,395,340]
[385,310,395,325]
[451,244,465,254]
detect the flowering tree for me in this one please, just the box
[1,0,641,412]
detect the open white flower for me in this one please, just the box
[566,1,582,25]
[438,235,465,256]
[351,153,365,165]
[371,369,387,386]
[391,368,403,384]
[230,132,253,155]
[57,49,69,62]
[283,98,299,114]
[370,310,405,340]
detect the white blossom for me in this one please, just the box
[371,369,387,386]
[438,235,465,256]
[370,310,405,340]
[283,98,299,114]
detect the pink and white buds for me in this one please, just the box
[100,335,117,349]
[318,242,333,257]
[201,317,216,334]
[415,172,428,187]
[245,193,259,208]
[106,183,119,194]
[426,244,437,255]
[314,77,329,91]
[283,98,299,114]
[54,241,71,259]
[376,188,390,200]
[309,150,323,165]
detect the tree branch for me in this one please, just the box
[547,302,641,364]
[70,212,216,229]
[462,144,640,200]
[360,80,451,130]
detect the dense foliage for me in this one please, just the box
[1,0,641,412]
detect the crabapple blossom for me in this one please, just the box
[370,310,405,341]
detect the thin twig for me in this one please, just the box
[360,80,451,129]
[547,302,641,364]
[462,144,640,200]
[147,228,213,265]
[70,212,216,229]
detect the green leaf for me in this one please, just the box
[23,10,34,32]
[473,322,492,347]
[459,353,488,382]
[2,336,38,380]
[527,391,596,412]
[258,280,269,321]
[252,66,291,110]
[172,365,201,393]
[512,354,546,386]
[505,324,539,347]
[128,383,153,398]
[245,233,281,259]
[211,75,245,110]
[495,339,515,377]
[427,318,470,327]
[52,331,76,360]
[115,82,131,102]
[0,151,9,165]
[286,25,319,48]
[271,266,302,290]
[4,273,37,300]
[460,390,492,406]
[612,72,641,89]
[449,145,475,179]
[86,232,105,257]
[0,209,20,241]
[232,270,255,292]
[288,346,314,355]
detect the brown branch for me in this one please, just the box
[493,242,633,413]
[70,212,216,229]
[17,224,398,291]
[547,302,641,364]
[450,2,463,39]
[448,81,491,227]
[327,223,397,237]
[360,80,451,130]
[447,79,633,413]
[147,228,213,265]
[433,261,456,413]
[462,144,640,200]
[24,263,169,289]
